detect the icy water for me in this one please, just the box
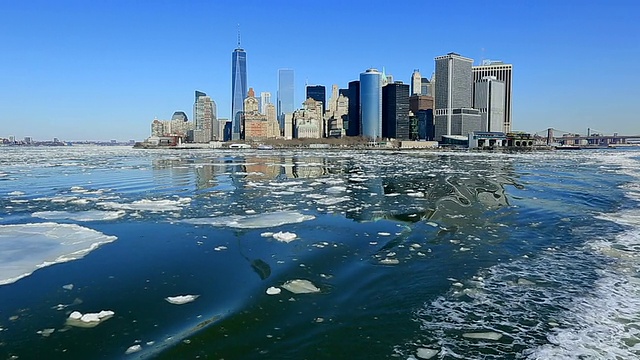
[1,146,640,359]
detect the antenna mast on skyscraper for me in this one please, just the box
[237,24,241,47]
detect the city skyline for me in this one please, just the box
[1,0,639,141]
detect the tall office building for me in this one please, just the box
[359,69,383,140]
[171,111,189,122]
[411,69,422,95]
[277,69,295,131]
[328,85,339,113]
[434,52,475,140]
[193,91,217,142]
[474,76,505,132]
[346,80,360,136]
[382,82,410,140]
[260,92,271,115]
[472,60,513,133]
[306,85,326,113]
[231,36,247,140]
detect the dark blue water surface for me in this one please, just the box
[1,146,639,359]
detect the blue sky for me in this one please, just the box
[1,0,639,141]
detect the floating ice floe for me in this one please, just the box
[416,348,439,359]
[326,186,347,194]
[66,310,115,328]
[315,196,350,205]
[182,211,315,229]
[32,210,126,222]
[268,181,304,187]
[125,344,142,354]
[281,279,320,294]
[98,197,191,212]
[260,232,274,237]
[37,328,55,337]
[348,176,367,183]
[462,331,503,340]
[266,286,281,295]
[379,258,399,265]
[165,294,199,305]
[0,223,117,286]
[272,231,297,243]
[8,191,24,196]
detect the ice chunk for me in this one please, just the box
[32,210,126,222]
[0,223,117,285]
[66,310,114,328]
[379,258,399,265]
[462,331,503,340]
[8,191,24,196]
[37,328,55,337]
[416,348,439,359]
[282,279,320,294]
[315,196,350,205]
[165,294,199,305]
[272,231,297,243]
[98,197,191,212]
[69,311,82,320]
[125,344,142,354]
[260,232,274,238]
[326,186,347,194]
[266,286,281,295]
[349,176,367,183]
[378,232,391,236]
[62,284,74,290]
[183,211,315,229]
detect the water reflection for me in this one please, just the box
[149,151,516,227]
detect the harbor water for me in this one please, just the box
[1,146,639,359]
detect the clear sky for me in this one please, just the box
[1,0,639,141]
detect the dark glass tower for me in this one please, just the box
[231,41,247,140]
[346,80,360,136]
[382,82,410,140]
[306,85,326,113]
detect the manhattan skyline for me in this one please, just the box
[1,0,639,141]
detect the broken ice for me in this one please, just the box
[0,223,117,285]
[281,279,320,294]
[165,294,199,305]
[182,211,315,229]
[32,210,126,222]
[66,310,115,328]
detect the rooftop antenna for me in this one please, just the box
[237,23,241,47]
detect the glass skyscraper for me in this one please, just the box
[346,80,360,136]
[359,69,383,140]
[231,45,247,140]
[277,69,295,131]
[382,82,410,140]
[306,85,326,113]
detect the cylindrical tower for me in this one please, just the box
[359,69,382,140]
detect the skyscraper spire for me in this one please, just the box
[237,24,241,47]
